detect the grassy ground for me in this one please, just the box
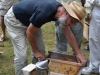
[0,22,97,75]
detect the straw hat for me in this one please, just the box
[62,1,86,26]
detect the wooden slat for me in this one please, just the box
[49,60,81,75]
[47,58,82,66]
[30,69,36,75]
[47,51,77,62]
[50,72,65,75]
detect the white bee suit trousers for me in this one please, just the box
[89,0,100,69]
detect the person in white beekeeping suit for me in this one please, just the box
[81,0,100,74]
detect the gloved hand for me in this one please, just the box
[84,0,93,22]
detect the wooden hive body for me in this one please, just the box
[47,51,82,75]
[23,51,84,75]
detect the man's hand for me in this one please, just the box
[26,23,45,60]
[76,53,86,66]
[63,26,86,66]
[34,51,45,60]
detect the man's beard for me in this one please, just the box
[57,15,68,28]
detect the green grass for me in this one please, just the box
[0,21,95,75]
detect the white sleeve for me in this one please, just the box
[86,0,100,6]
[84,0,91,7]
[84,0,93,14]
[91,0,100,6]
[84,0,92,20]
